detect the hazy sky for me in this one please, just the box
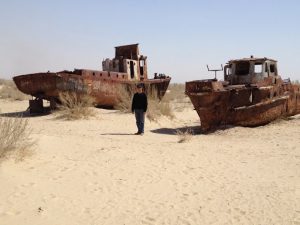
[1,0,299,83]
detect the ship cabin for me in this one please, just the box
[102,44,148,81]
[224,56,278,85]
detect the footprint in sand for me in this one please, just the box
[21,182,36,187]
[52,175,63,181]
[13,192,26,197]
[141,216,156,225]
[82,207,91,214]
[60,166,71,172]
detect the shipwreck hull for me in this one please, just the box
[87,77,171,107]
[13,71,171,108]
[13,44,171,112]
[13,72,87,101]
[186,79,300,131]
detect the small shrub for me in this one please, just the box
[175,128,193,143]
[0,116,34,161]
[115,85,174,121]
[56,92,95,120]
[146,95,174,121]
[147,88,174,121]
[115,85,134,113]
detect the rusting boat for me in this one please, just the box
[185,56,300,131]
[13,44,171,112]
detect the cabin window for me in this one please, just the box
[235,61,250,75]
[113,61,116,68]
[92,72,95,76]
[140,60,144,76]
[100,73,102,76]
[139,60,144,67]
[264,63,269,77]
[270,64,276,73]
[130,61,135,79]
[254,63,262,73]
[225,65,232,76]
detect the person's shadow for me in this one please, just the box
[100,133,134,136]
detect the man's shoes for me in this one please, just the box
[134,132,141,135]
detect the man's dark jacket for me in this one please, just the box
[131,93,148,112]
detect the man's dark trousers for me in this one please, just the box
[135,109,145,134]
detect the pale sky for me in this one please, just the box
[1,0,300,83]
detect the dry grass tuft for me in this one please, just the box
[115,85,174,121]
[175,128,193,143]
[164,83,193,112]
[146,90,174,122]
[0,79,29,100]
[293,80,299,85]
[115,85,135,113]
[56,92,96,120]
[0,115,34,161]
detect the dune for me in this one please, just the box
[0,99,300,225]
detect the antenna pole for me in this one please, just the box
[207,64,223,80]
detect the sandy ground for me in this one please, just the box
[0,99,300,225]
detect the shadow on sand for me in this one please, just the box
[0,108,51,118]
[100,133,135,136]
[151,125,202,135]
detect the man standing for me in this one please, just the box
[131,83,148,135]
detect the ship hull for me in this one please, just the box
[13,70,171,108]
[186,78,300,131]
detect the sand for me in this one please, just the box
[0,99,300,225]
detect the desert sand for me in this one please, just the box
[0,99,300,225]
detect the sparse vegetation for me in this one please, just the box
[115,85,135,113]
[163,83,186,102]
[55,92,96,120]
[0,115,34,161]
[163,83,193,112]
[0,79,29,100]
[175,128,193,143]
[115,85,174,121]
[146,90,174,121]
[293,80,300,85]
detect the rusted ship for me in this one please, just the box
[185,56,300,131]
[13,44,171,112]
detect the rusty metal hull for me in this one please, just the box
[13,70,171,108]
[186,78,300,131]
